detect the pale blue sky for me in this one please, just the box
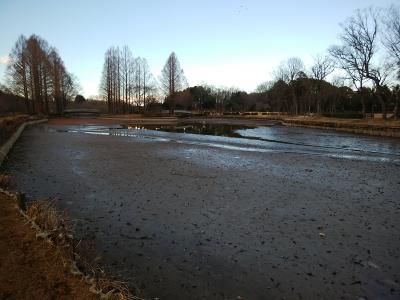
[0,0,394,96]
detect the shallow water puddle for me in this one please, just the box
[44,123,400,163]
[124,123,254,137]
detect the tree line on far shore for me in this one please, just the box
[99,46,157,114]
[2,5,399,119]
[166,6,400,119]
[99,48,186,115]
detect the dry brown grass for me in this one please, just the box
[285,116,400,127]
[23,198,141,299]
[0,190,98,299]
[0,172,141,300]
[0,114,43,146]
[0,92,28,114]
[0,173,11,188]
[26,200,73,247]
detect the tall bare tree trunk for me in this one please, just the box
[22,61,30,113]
[360,95,366,118]
[43,70,49,114]
[375,86,387,119]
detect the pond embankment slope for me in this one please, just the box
[0,191,98,300]
[0,116,97,300]
[280,116,400,138]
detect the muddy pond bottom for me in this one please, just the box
[3,123,400,300]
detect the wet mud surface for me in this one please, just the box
[3,123,400,300]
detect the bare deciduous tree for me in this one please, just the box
[330,8,393,118]
[132,57,156,112]
[273,57,305,114]
[121,45,133,113]
[159,52,187,114]
[100,47,125,113]
[311,55,334,81]
[100,46,156,114]
[274,57,305,83]
[310,55,335,113]
[140,58,156,112]
[7,35,30,111]
[382,5,400,80]
[329,43,368,116]
[393,84,400,119]
[6,34,76,114]
[255,81,274,93]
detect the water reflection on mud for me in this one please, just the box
[125,123,248,138]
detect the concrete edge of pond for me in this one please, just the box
[0,119,48,167]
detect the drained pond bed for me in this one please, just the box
[2,122,400,299]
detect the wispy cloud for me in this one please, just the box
[0,55,10,65]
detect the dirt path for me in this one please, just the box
[0,192,97,300]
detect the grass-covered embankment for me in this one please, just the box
[281,116,400,137]
[0,115,32,145]
[218,114,400,137]
[0,188,98,299]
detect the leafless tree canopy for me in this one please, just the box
[382,5,400,79]
[273,57,306,83]
[255,81,274,93]
[100,46,156,113]
[329,8,396,118]
[6,35,77,114]
[272,57,306,114]
[311,55,334,81]
[159,52,187,114]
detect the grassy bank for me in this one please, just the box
[200,114,400,138]
[0,183,140,300]
[0,189,98,299]
[280,116,400,138]
[0,115,31,146]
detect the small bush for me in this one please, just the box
[0,115,30,146]
[74,94,86,103]
[0,173,11,188]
